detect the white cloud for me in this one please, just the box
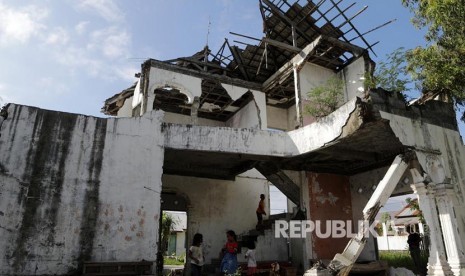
[45,27,69,45]
[37,77,69,95]
[78,0,124,22]
[54,46,104,77]
[89,26,130,59]
[75,21,90,35]
[0,3,48,44]
[114,65,139,82]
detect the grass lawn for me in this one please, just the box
[379,250,428,272]
[164,256,185,266]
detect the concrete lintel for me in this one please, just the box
[146,59,262,91]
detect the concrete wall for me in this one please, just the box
[117,96,134,117]
[161,173,269,265]
[349,169,386,261]
[146,67,267,129]
[378,101,465,255]
[377,235,409,251]
[0,105,165,275]
[164,112,226,127]
[307,173,353,260]
[176,232,186,256]
[341,56,365,101]
[266,105,288,131]
[226,100,260,129]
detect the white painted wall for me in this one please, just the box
[162,174,269,265]
[288,104,297,130]
[117,96,134,117]
[299,63,336,100]
[176,232,186,257]
[380,110,465,258]
[341,56,365,101]
[147,68,202,105]
[144,67,267,129]
[267,105,288,131]
[377,236,409,251]
[226,100,261,129]
[0,105,165,275]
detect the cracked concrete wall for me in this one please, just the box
[0,105,164,275]
[145,67,267,129]
[226,99,261,129]
[117,96,134,117]
[378,109,465,259]
[307,173,353,260]
[340,57,365,101]
[349,168,388,262]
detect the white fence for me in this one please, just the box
[377,235,409,251]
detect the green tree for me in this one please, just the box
[380,212,393,231]
[405,197,425,224]
[305,76,344,118]
[161,212,177,255]
[402,0,465,118]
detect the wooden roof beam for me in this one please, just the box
[263,35,323,92]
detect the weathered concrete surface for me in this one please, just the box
[0,104,164,275]
[162,97,361,157]
[162,174,269,264]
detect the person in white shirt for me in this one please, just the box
[189,233,204,276]
[244,241,257,276]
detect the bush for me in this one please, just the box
[304,77,344,118]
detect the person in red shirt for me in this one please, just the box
[220,230,238,274]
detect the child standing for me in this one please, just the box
[256,194,267,227]
[220,230,238,275]
[244,241,257,276]
[189,233,204,276]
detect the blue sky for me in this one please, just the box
[0,0,463,136]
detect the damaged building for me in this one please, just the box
[1,0,465,275]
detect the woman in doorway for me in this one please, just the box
[220,230,238,275]
[189,233,204,276]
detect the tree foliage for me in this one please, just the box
[406,197,425,224]
[304,77,344,118]
[161,212,177,255]
[367,47,415,94]
[402,0,465,106]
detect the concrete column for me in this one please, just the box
[435,183,465,276]
[419,222,425,235]
[411,180,453,275]
[293,66,304,128]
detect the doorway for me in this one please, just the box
[157,192,189,275]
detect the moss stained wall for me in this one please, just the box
[0,105,165,275]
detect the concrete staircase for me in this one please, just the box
[204,213,290,275]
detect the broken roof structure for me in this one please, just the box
[1,1,465,276]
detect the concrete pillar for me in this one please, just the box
[293,66,304,128]
[411,179,453,275]
[419,222,425,235]
[435,183,465,276]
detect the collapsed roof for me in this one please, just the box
[103,0,386,116]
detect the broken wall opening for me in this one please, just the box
[159,192,189,275]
